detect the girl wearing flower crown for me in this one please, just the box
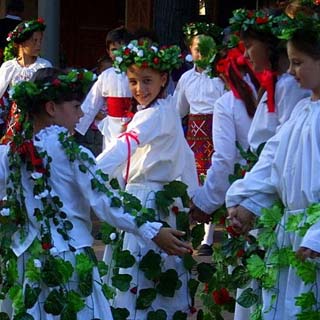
[97,40,198,319]
[229,8,310,154]
[0,67,190,319]
[0,18,52,143]
[174,22,227,256]
[226,9,320,320]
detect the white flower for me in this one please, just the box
[50,247,58,255]
[115,56,123,63]
[137,50,144,57]
[33,259,42,268]
[109,233,117,241]
[8,88,15,99]
[34,189,49,200]
[6,36,11,41]
[150,46,158,53]
[185,54,193,62]
[24,23,29,28]
[132,46,139,53]
[31,172,43,180]
[127,43,134,49]
[0,208,10,216]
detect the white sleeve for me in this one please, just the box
[0,61,14,97]
[76,74,105,135]
[192,98,236,214]
[301,220,320,253]
[174,76,190,118]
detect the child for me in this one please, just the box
[0,17,52,142]
[96,40,198,319]
[0,67,190,319]
[76,26,132,148]
[226,10,320,320]
[174,22,226,256]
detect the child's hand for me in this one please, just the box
[189,202,211,224]
[227,205,255,235]
[296,246,320,261]
[152,227,193,256]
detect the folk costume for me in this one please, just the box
[97,41,198,319]
[0,69,163,319]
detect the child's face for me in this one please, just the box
[20,31,43,57]
[107,41,123,61]
[242,37,271,72]
[127,65,167,106]
[52,100,84,134]
[189,36,202,62]
[287,41,320,96]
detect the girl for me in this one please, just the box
[0,18,52,142]
[229,8,310,153]
[0,67,189,319]
[76,26,132,149]
[174,22,226,256]
[97,40,198,319]
[226,11,320,320]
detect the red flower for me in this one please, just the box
[142,61,149,68]
[219,216,226,225]
[204,282,209,293]
[256,16,269,24]
[124,48,131,56]
[212,288,232,305]
[226,226,240,238]
[189,306,197,314]
[241,169,246,177]
[212,290,223,305]
[236,249,245,257]
[42,242,53,250]
[130,286,138,294]
[247,11,254,18]
[37,17,45,24]
[171,206,179,215]
[153,57,160,65]
[315,0,320,5]
[52,78,61,87]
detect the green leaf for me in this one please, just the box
[111,306,130,320]
[25,258,41,282]
[136,288,157,309]
[0,313,10,320]
[285,213,304,232]
[293,258,317,284]
[97,261,109,277]
[78,164,87,173]
[75,253,94,277]
[247,255,265,279]
[295,292,317,309]
[155,191,174,216]
[111,274,132,292]
[111,196,122,208]
[102,283,116,300]
[156,269,181,297]
[259,204,283,228]
[182,254,197,271]
[197,262,216,283]
[191,224,205,249]
[60,309,76,320]
[9,284,24,314]
[296,310,320,320]
[262,268,277,289]
[139,250,162,280]
[188,278,199,302]
[110,178,120,189]
[100,222,117,244]
[44,289,65,315]
[172,311,188,320]
[24,285,41,309]
[231,265,251,289]
[176,212,190,236]
[65,290,85,313]
[237,288,259,308]
[257,228,277,248]
[115,250,135,268]
[306,203,320,225]
[147,309,167,320]
[163,181,188,198]
[12,313,34,320]
[249,305,262,320]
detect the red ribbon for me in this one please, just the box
[117,131,140,184]
[106,97,132,117]
[256,69,277,113]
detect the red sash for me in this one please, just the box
[186,114,214,178]
[105,97,131,117]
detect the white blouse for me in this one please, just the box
[96,95,198,195]
[76,67,131,135]
[226,97,320,251]
[174,66,226,117]
[248,73,310,152]
[0,126,161,257]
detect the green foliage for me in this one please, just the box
[111,274,132,292]
[114,250,135,268]
[147,309,167,320]
[139,250,161,280]
[197,262,216,283]
[156,269,182,297]
[190,224,205,249]
[111,307,130,320]
[136,288,157,309]
[237,288,259,308]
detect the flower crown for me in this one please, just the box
[7,17,46,43]
[113,40,183,73]
[11,69,96,112]
[229,9,291,38]
[183,22,223,44]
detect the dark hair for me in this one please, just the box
[6,0,24,13]
[29,68,89,115]
[133,27,159,43]
[106,26,131,50]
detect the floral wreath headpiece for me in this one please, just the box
[183,22,223,44]
[11,69,96,113]
[113,40,183,73]
[7,17,46,43]
[229,9,291,38]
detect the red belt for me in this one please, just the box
[106,97,131,117]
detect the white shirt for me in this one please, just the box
[174,66,226,117]
[248,73,310,152]
[76,67,131,135]
[97,95,198,195]
[226,97,320,251]
[0,57,52,97]
[192,90,253,213]
[0,126,161,257]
